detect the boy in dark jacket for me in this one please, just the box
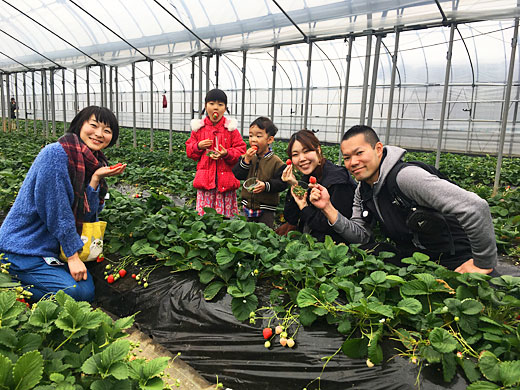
[233,117,287,228]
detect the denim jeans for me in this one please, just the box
[2,252,95,302]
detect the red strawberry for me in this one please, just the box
[109,162,123,169]
[309,176,317,184]
[212,112,218,120]
[118,269,127,278]
[131,274,137,279]
[262,327,273,339]
[286,159,292,165]
[96,254,105,263]
[107,275,115,284]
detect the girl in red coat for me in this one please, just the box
[186,89,246,217]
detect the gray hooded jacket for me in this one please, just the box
[331,145,497,269]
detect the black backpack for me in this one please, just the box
[385,160,456,254]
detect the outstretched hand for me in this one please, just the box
[309,184,331,210]
[454,259,493,274]
[90,163,127,188]
[282,164,298,186]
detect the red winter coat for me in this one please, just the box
[186,116,246,192]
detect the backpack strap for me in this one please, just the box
[385,160,456,255]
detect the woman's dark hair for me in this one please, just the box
[250,116,278,137]
[67,106,119,147]
[287,129,325,179]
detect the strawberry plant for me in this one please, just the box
[0,289,171,389]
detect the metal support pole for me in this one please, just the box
[115,66,119,146]
[22,73,28,132]
[270,45,278,121]
[435,24,456,169]
[240,50,247,136]
[169,63,173,155]
[6,74,11,131]
[338,36,355,163]
[100,65,105,107]
[385,28,400,144]
[198,54,203,118]
[132,62,136,148]
[367,34,382,128]
[86,67,90,106]
[109,66,113,111]
[15,74,19,131]
[32,71,36,134]
[191,56,195,119]
[215,53,220,88]
[62,68,66,134]
[493,18,519,195]
[206,55,210,95]
[73,69,78,114]
[23,72,28,133]
[50,69,56,137]
[0,73,5,132]
[303,41,313,130]
[360,33,373,125]
[42,70,48,137]
[149,60,154,150]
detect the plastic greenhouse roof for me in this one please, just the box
[1,0,519,73]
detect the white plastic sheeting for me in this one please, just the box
[1,0,520,72]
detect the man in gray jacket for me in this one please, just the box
[309,125,496,274]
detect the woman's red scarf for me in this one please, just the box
[58,133,108,233]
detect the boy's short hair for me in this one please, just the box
[342,125,380,148]
[250,116,278,137]
[67,106,119,147]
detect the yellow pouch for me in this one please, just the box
[59,221,107,262]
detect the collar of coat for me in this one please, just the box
[190,116,238,132]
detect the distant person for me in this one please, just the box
[186,89,246,217]
[10,97,17,130]
[232,116,287,228]
[280,129,357,243]
[0,106,126,301]
[309,125,497,274]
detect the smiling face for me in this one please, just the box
[341,133,383,185]
[79,115,113,151]
[249,125,273,155]
[290,140,321,175]
[206,100,226,124]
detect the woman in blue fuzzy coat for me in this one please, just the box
[0,106,126,302]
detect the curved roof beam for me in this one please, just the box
[0,29,62,69]
[153,0,213,51]
[1,0,100,65]
[68,0,150,61]
[0,51,32,71]
[272,0,309,43]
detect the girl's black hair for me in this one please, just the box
[67,106,119,147]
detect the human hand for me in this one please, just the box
[67,253,88,281]
[454,259,493,274]
[282,164,298,186]
[291,185,308,209]
[252,181,266,194]
[198,139,213,150]
[309,184,331,210]
[243,146,257,164]
[91,163,127,188]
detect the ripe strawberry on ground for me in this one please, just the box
[309,176,317,184]
[118,269,127,278]
[131,274,137,279]
[107,275,115,284]
[262,327,273,339]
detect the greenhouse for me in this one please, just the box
[0,1,520,389]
